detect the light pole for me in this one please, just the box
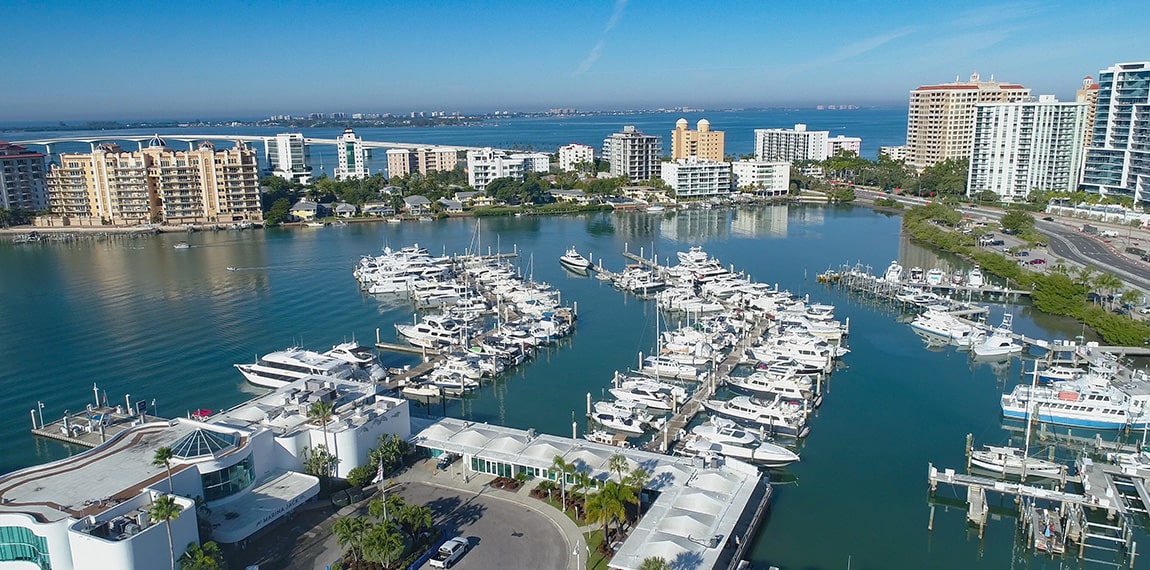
[36,401,44,429]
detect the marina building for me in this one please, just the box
[385,147,459,179]
[671,118,725,162]
[0,377,409,570]
[603,126,663,183]
[0,141,48,212]
[660,158,732,198]
[558,143,595,172]
[333,128,369,181]
[1080,61,1150,204]
[825,135,862,157]
[263,133,312,184]
[905,72,1030,170]
[730,160,790,195]
[411,418,770,570]
[44,138,263,226]
[967,95,1088,201]
[753,124,829,163]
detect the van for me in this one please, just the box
[1101,230,1120,238]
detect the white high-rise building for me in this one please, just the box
[825,135,862,157]
[603,126,662,182]
[264,133,312,184]
[1081,62,1150,204]
[754,124,829,163]
[966,95,1088,201]
[513,152,550,174]
[660,158,731,198]
[558,143,595,172]
[730,160,790,196]
[466,148,526,192]
[334,128,369,181]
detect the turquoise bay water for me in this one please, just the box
[0,206,1127,569]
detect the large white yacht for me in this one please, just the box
[559,246,592,272]
[395,315,471,348]
[682,418,801,467]
[234,347,366,389]
[702,396,810,438]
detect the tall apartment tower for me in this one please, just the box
[558,143,595,172]
[334,128,368,181]
[1074,76,1099,152]
[0,141,48,211]
[602,126,662,182]
[967,96,1088,201]
[1081,62,1150,204]
[264,133,312,184]
[905,72,1030,170]
[386,148,459,179]
[46,137,263,225]
[753,124,829,163]
[671,118,725,161]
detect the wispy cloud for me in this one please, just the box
[820,27,916,65]
[574,0,629,76]
[951,1,1043,28]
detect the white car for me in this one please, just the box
[429,536,469,568]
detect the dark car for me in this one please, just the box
[1029,258,1047,265]
[437,453,458,470]
[1042,216,1055,221]
[1014,251,1029,257]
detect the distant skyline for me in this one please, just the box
[1,0,1145,122]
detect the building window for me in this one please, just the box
[0,526,50,570]
[201,454,255,502]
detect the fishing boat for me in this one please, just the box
[882,260,903,283]
[967,265,985,288]
[559,246,592,272]
[972,313,1023,357]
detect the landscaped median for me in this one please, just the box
[903,204,1150,346]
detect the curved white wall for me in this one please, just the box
[0,513,71,570]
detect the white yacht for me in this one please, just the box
[910,309,981,346]
[685,418,800,468]
[638,355,701,380]
[702,396,810,438]
[882,260,904,283]
[1000,376,1142,430]
[925,268,946,286]
[395,315,471,349]
[234,347,365,389]
[967,265,985,288]
[609,377,688,411]
[727,372,821,407]
[969,445,1064,478]
[401,382,442,399]
[591,411,646,435]
[428,369,479,395]
[972,313,1023,357]
[559,246,592,272]
[676,246,713,268]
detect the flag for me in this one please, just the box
[371,461,384,485]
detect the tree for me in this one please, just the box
[362,520,406,568]
[178,541,226,570]
[333,516,368,564]
[1000,210,1035,233]
[1121,289,1143,309]
[150,495,182,570]
[301,444,339,479]
[638,557,672,570]
[623,467,651,515]
[586,481,633,541]
[550,456,574,510]
[308,400,339,475]
[153,446,175,493]
[371,433,411,476]
[1094,273,1124,310]
[369,493,406,524]
[608,453,630,484]
[264,198,292,226]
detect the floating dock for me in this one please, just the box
[31,406,167,449]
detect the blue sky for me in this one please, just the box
[1,0,1144,121]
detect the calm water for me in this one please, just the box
[0,205,1128,569]
[4,108,909,177]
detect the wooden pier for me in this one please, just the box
[31,407,168,449]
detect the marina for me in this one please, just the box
[4,205,1149,569]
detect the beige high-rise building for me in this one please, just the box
[46,137,263,225]
[671,118,725,161]
[386,147,459,179]
[905,72,1030,170]
[1075,76,1099,153]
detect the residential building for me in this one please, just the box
[333,202,357,218]
[289,199,326,221]
[403,195,432,215]
[1081,62,1150,204]
[385,147,459,179]
[602,126,662,182]
[731,160,790,196]
[362,202,395,217]
[263,133,312,184]
[825,135,862,157]
[966,95,1088,201]
[513,152,550,174]
[0,141,48,211]
[45,138,262,226]
[660,157,732,198]
[753,124,829,163]
[334,128,368,181]
[0,377,409,570]
[1075,76,1099,152]
[465,148,534,192]
[879,146,908,162]
[558,143,594,172]
[671,118,725,161]
[436,197,463,213]
[905,72,1030,169]
[548,188,590,204]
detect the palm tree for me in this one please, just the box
[369,493,406,523]
[623,467,651,517]
[608,453,630,484]
[333,517,368,564]
[153,446,175,493]
[638,556,672,570]
[586,481,632,541]
[362,520,406,568]
[1121,289,1142,310]
[178,541,225,570]
[1094,273,1124,310]
[149,495,182,570]
[308,400,339,475]
[550,455,574,511]
[1075,266,1097,289]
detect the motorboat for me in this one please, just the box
[638,356,701,380]
[395,315,471,349]
[1036,366,1083,384]
[173,241,190,249]
[925,268,946,286]
[609,376,688,411]
[325,341,376,366]
[727,372,821,407]
[882,260,903,283]
[676,246,713,268]
[702,396,810,438]
[755,356,823,378]
[401,382,441,399]
[584,430,632,448]
[972,313,1023,357]
[684,418,800,467]
[591,411,646,435]
[907,267,925,283]
[910,309,981,346]
[967,265,985,288]
[428,369,479,395]
[559,246,592,272]
[592,400,656,428]
[438,357,484,380]
[969,445,1064,478]
[234,347,367,389]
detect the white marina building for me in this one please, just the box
[0,377,409,570]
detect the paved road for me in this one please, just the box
[1035,220,1150,291]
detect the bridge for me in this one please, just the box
[13,134,504,154]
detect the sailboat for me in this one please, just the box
[971,366,1064,478]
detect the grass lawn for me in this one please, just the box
[584,529,609,570]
